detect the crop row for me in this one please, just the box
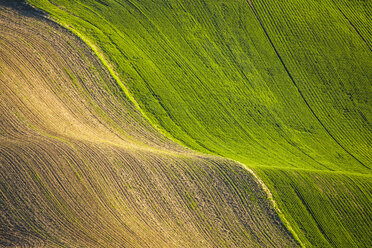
[257,167,372,247]
[0,6,297,247]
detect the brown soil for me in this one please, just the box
[0,5,298,247]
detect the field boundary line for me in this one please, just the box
[26,5,187,149]
[232,160,305,247]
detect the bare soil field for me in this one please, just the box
[0,5,298,247]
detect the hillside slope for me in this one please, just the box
[28,0,371,172]
[0,3,298,247]
[25,0,372,247]
[2,0,371,247]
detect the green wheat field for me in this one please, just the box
[0,0,371,247]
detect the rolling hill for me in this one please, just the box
[0,2,298,247]
[1,0,371,247]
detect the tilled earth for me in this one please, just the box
[0,5,298,248]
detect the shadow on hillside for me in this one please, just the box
[0,0,45,17]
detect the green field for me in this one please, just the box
[1,0,371,247]
[28,0,371,171]
[0,3,297,247]
[257,168,372,247]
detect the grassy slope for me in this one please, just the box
[250,1,372,246]
[256,169,372,248]
[251,0,371,168]
[16,0,372,247]
[0,5,298,247]
[28,0,371,172]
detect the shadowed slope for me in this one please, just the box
[0,5,298,247]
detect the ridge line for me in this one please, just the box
[32,12,184,149]
[235,160,306,248]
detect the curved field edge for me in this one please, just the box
[27,0,371,173]
[255,168,372,248]
[25,0,372,247]
[0,4,298,247]
[21,0,306,245]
